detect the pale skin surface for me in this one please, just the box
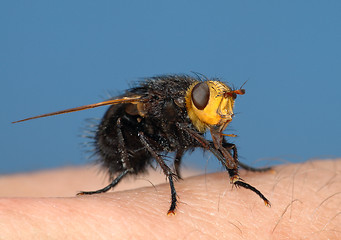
[0,159,340,239]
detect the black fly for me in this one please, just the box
[13,74,271,215]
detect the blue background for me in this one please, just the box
[1,1,340,174]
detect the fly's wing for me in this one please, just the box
[12,95,144,123]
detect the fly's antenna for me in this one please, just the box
[225,80,248,98]
[239,80,248,90]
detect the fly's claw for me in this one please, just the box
[264,199,271,207]
[167,210,176,216]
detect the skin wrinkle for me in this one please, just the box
[52,199,96,238]
[275,161,340,239]
[187,213,215,236]
[151,161,332,238]
[77,201,115,237]
[178,180,232,238]
[272,163,322,197]
[183,177,262,239]
[78,197,143,238]
[0,159,340,239]
[181,229,209,240]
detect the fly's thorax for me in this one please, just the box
[185,80,237,133]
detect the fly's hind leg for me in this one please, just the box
[138,131,178,215]
[77,169,129,195]
[77,118,132,196]
[222,142,271,172]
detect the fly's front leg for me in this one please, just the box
[176,123,270,207]
[222,141,271,172]
[138,131,178,215]
[211,139,271,207]
[208,141,241,185]
[176,123,234,169]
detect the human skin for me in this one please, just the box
[0,159,340,239]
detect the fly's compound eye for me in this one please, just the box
[191,82,210,110]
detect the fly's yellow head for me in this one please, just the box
[185,81,245,133]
